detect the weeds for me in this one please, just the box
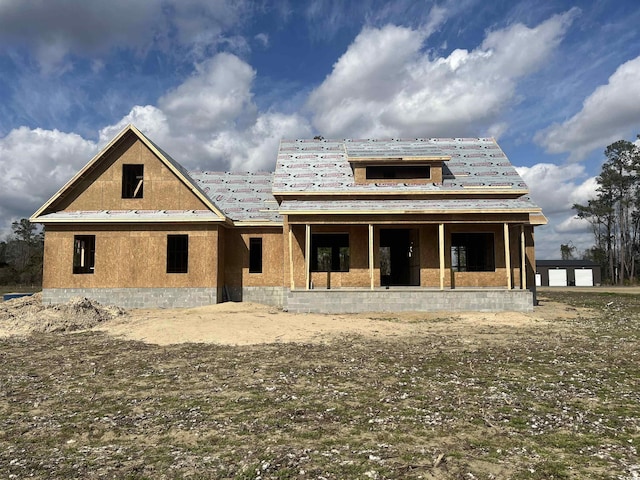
[0,291,638,478]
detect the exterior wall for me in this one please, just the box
[448,224,510,288]
[537,265,601,287]
[56,134,209,212]
[308,225,370,288]
[286,289,534,313]
[223,227,284,296]
[42,224,219,290]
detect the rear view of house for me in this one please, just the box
[31,125,546,312]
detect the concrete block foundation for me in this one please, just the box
[42,287,217,309]
[285,288,534,313]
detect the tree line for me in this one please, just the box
[573,137,640,284]
[0,219,44,286]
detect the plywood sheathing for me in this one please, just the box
[58,136,209,212]
[42,224,219,289]
[223,227,284,289]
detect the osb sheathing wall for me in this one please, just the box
[55,134,209,212]
[42,224,219,289]
[223,227,284,288]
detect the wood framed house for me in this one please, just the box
[31,125,546,312]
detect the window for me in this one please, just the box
[451,233,495,272]
[366,165,430,180]
[167,235,188,273]
[311,233,349,272]
[122,164,144,198]
[249,238,263,273]
[73,235,95,274]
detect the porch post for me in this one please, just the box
[288,226,295,290]
[439,223,445,290]
[369,224,374,290]
[504,223,512,290]
[520,225,527,290]
[305,224,311,290]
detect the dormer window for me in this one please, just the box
[366,165,431,180]
[122,164,144,198]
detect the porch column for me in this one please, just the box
[520,225,527,290]
[439,223,445,290]
[288,226,295,290]
[305,224,311,290]
[369,224,374,290]
[504,223,512,290]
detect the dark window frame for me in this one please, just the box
[249,237,263,273]
[366,165,430,180]
[122,164,144,198]
[451,232,495,272]
[311,233,349,272]
[73,235,95,274]
[167,234,189,273]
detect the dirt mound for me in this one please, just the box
[0,293,126,336]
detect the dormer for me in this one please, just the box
[349,156,451,184]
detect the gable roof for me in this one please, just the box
[273,137,529,195]
[31,124,226,223]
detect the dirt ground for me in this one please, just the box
[1,290,638,479]
[0,292,584,346]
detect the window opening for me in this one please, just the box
[167,234,188,273]
[122,164,144,198]
[249,238,263,273]
[366,165,430,180]
[311,233,349,272]
[73,235,95,274]
[451,233,495,272]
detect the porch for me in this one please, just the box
[286,221,535,293]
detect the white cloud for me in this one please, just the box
[159,54,258,135]
[536,55,640,161]
[517,163,598,259]
[0,0,250,72]
[0,127,97,227]
[119,53,313,172]
[308,10,576,138]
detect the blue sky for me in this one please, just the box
[1,0,640,258]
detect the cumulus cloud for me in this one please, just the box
[0,52,311,230]
[517,163,598,259]
[108,53,313,172]
[0,0,250,72]
[535,55,640,161]
[0,127,97,227]
[308,9,577,138]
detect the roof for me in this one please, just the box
[273,137,528,194]
[189,171,281,224]
[279,197,543,215]
[31,127,545,226]
[536,260,601,268]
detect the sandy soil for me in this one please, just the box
[0,292,588,346]
[95,296,583,346]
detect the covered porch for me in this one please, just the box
[283,218,537,312]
